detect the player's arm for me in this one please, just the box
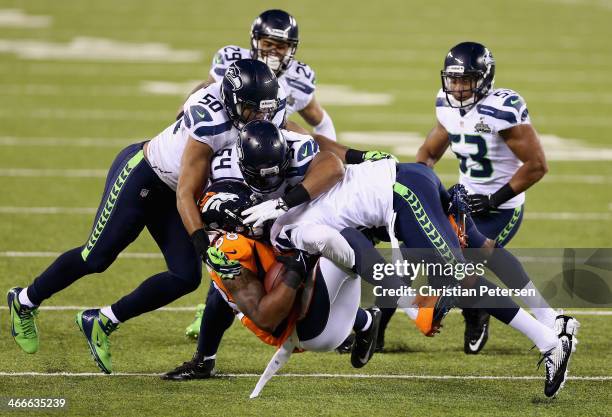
[416,121,450,167]
[310,133,397,165]
[469,124,548,214]
[501,124,548,192]
[209,251,304,332]
[176,137,214,256]
[300,150,344,198]
[298,96,337,140]
[241,151,344,228]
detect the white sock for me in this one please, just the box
[204,355,216,361]
[101,306,121,324]
[401,307,418,321]
[508,308,557,353]
[18,287,36,308]
[360,310,372,332]
[520,282,557,328]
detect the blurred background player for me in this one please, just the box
[192,9,336,140]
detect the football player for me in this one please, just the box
[191,9,336,140]
[7,59,287,374]
[163,181,382,386]
[179,120,391,374]
[264,159,578,398]
[412,41,554,354]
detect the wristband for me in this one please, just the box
[345,149,366,164]
[190,228,210,256]
[490,183,517,208]
[283,183,311,209]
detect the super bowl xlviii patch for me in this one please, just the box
[474,118,492,134]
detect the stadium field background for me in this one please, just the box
[0,1,610,415]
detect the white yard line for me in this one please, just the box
[0,371,609,380]
[0,305,609,315]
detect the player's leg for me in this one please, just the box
[9,143,149,355]
[465,212,559,329]
[461,206,523,353]
[163,285,233,380]
[76,156,200,374]
[106,185,202,324]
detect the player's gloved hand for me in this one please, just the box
[241,198,289,228]
[468,194,495,215]
[275,251,309,289]
[205,247,242,280]
[447,184,471,217]
[363,150,399,163]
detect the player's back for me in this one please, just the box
[272,159,397,244]
[146,82,236,190]
[209,129,319,199]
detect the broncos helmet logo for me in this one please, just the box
[225,66,243,91]
[200,192,240,213]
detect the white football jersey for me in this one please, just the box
[210,45,316,117]
[436,88,530,209]
[271,159,397,251]
[146,81,286,191]
[209,130,319,199]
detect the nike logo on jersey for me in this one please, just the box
[225,250,238,255]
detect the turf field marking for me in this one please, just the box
[0,305,609,315]
[141,81,394,106]
[0,372,609,381]
[1,208,609,220]
[0,37,201,62]
[0,9,51,28]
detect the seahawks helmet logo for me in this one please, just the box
[225,66,243,91]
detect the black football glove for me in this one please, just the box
[468,194,495,216]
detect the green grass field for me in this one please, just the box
[1,0,611,415]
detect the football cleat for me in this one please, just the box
[75,309,118,374]
[335,333,354,354]
[7,287,39,354]
[350,307,381,368]
[539,335,574,398]
[462,308,490,354]
[554,313,580,352]
[161,353,216,380]
[185,304,205,340]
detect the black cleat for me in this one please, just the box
[462,308,490,354]
[540,335,573,397]
[351,307,381,368]
[335,333,354,354]
[162,353,216,381]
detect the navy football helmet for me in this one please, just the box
[198,180,261,237]
[221,59,280,128]
[237,120,289,193]
[441,42,495,108]
[250,9,299,75]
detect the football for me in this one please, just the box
[263,261,286,293]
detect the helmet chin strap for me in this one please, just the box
[447,93,477,109]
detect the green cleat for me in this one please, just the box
[75,309,118,374]
[7,287,39,354]
[185,304,205,340]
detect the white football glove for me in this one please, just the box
[241,198,288,228]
